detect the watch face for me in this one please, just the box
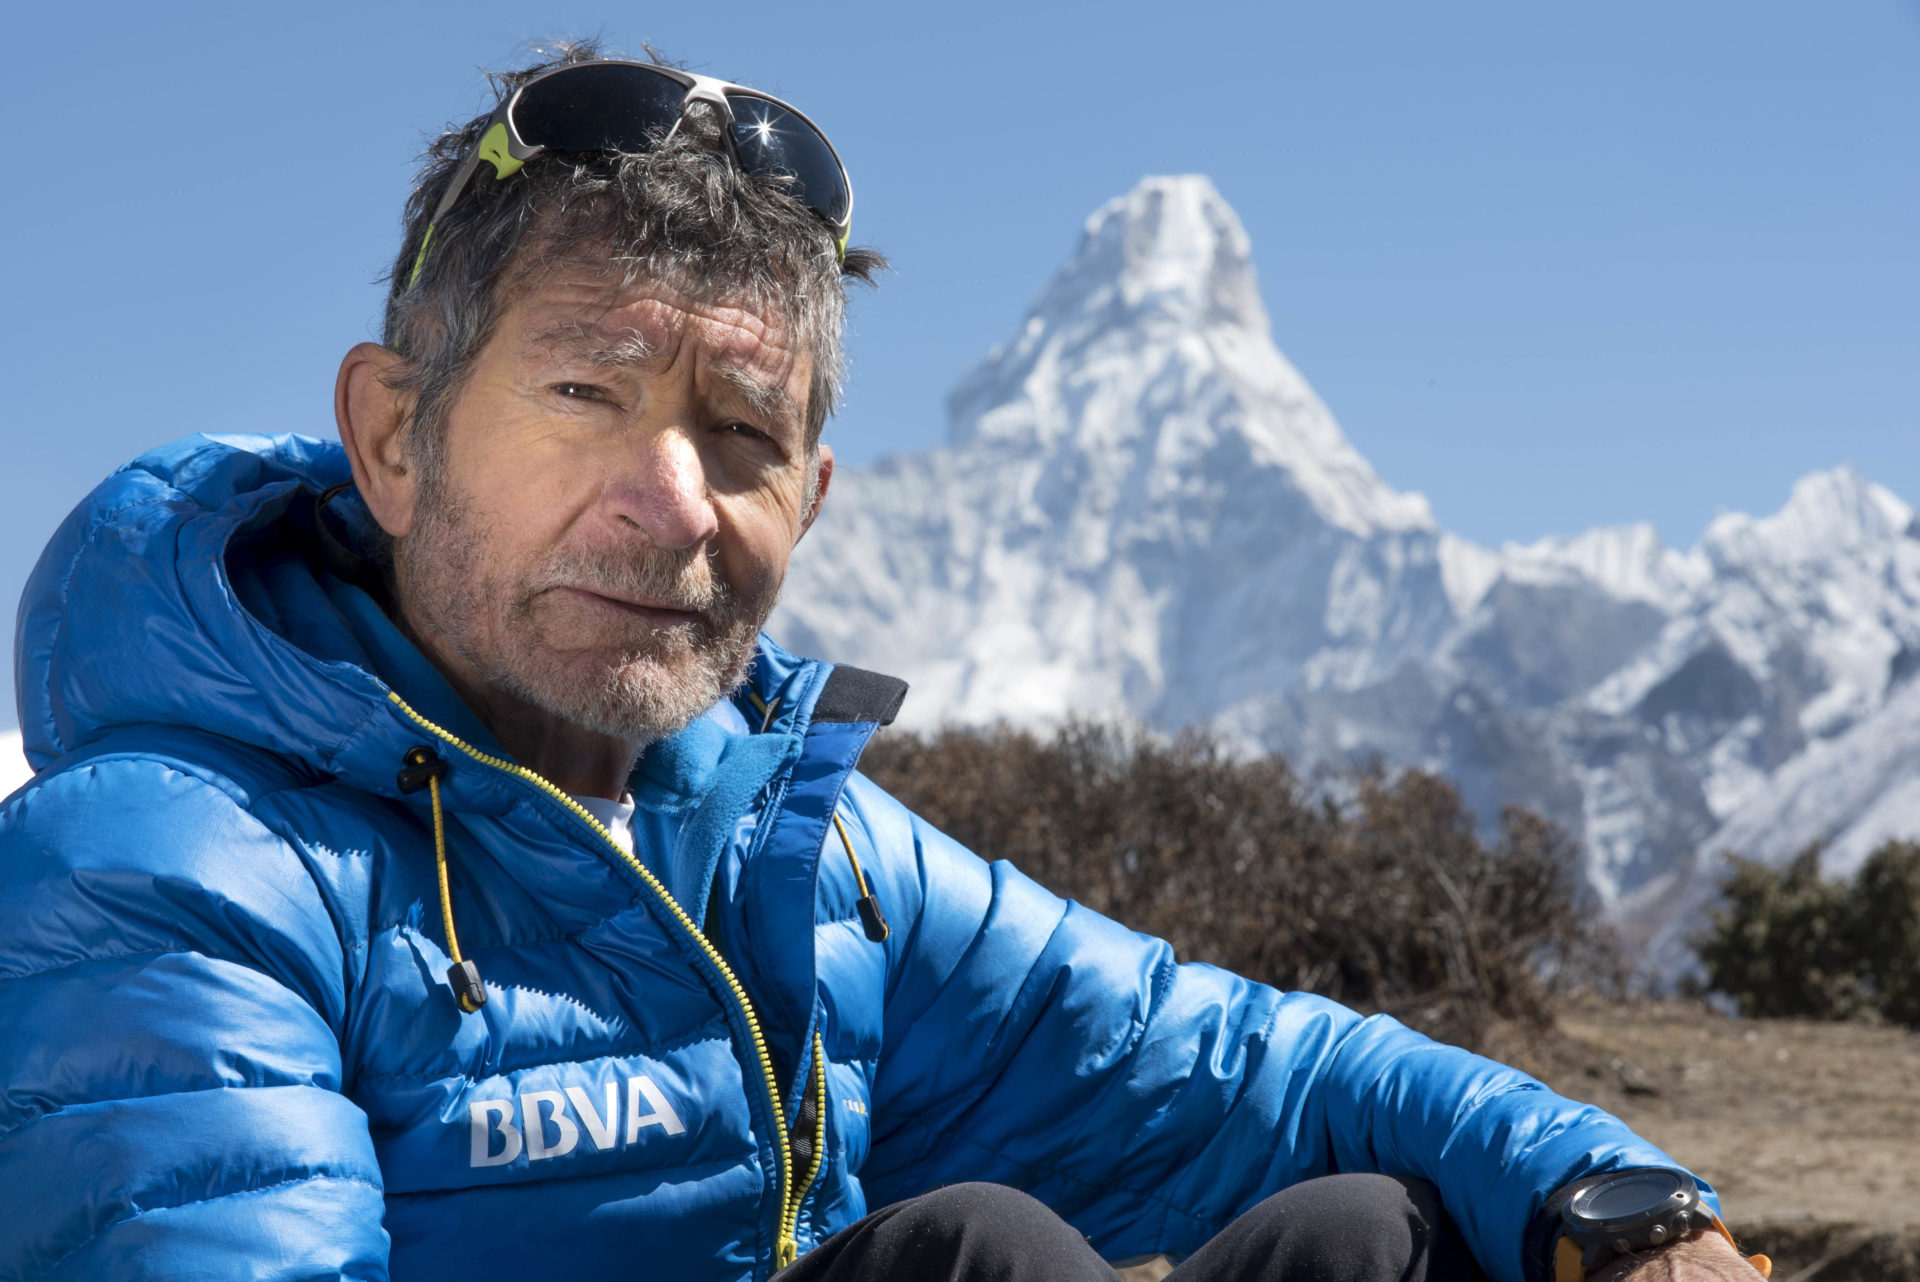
[1571,1170,1691,1227]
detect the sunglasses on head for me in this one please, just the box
[408,60,853,286]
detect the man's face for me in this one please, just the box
[396,267,820,743]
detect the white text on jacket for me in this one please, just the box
[470,1075,687,1167]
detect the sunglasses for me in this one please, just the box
[408,60,853,286]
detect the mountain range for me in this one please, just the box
[773,175,1920,964]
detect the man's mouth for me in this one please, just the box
[556,584,706,626]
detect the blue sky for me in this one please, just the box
[3,2,1916,729]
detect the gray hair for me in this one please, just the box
[380,41,884,486]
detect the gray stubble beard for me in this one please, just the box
[398,472,772,747]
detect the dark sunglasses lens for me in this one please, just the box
[726,95,850,227]
[512,63,687,152]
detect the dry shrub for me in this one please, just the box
[1696,841,1920,1028]
[1693,849,1871,1021]
[1855,842,1920,1028]
[861,719,1617,1050]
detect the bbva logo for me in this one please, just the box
[470,1074,686,1167]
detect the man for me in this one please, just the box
[0,46,1767,1282]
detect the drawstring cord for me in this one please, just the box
[399,746,487,1013]
[750,688,889,945]
[834,812,889,943]
[426,771,474,1003]
[747,688,782,734]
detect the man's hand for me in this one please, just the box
[1598,1228,1772,1282]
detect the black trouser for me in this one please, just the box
[775,1174,1487,1282]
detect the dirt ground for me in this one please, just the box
[1119,1002,1920,1280]
[1502,1000,1920,1231]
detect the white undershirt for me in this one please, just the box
[571,792,636,854]
[567,702,747,856]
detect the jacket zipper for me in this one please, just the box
[387,693,802,1273]
[777,1031,829,1269]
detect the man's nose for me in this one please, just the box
[615,429,719,551]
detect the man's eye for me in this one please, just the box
[553,382,606,402]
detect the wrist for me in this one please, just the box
[1544,1168,1771,1282]
[1587,1225,1715,1282]
[1573,1216,1767,1282]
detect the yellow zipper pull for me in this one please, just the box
[775,1238,799,1271]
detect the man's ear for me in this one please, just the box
[335,342,420,539]
[797,442,833,542]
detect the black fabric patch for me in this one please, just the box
[811,666,909,726]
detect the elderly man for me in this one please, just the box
[0,47,1766,1282]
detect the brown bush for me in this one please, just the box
[1696,840,1920,1028]
[1855,841,1920,1028]
[1693,848,1873,1021]
[860,719,1618,1050]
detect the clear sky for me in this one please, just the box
[3,2,1916,731]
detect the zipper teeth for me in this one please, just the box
[780,1030,829,1251]
[787,1028,833,1243]
[386,693,794,1256]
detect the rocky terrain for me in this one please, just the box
[1499,1003,1920,1234]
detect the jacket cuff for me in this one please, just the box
[1523,1172,1588,1282]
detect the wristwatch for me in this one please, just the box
[1550,1169,1768,1281]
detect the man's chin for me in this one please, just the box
[508,645,753,744]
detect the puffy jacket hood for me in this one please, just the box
[18,434,366,772]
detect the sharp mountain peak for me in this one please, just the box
[1031,174,1267,335]
[944,175,1432,537]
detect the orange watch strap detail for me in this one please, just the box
[1554,1234,1586,1282]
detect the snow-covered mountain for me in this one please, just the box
[776,175,1920,961]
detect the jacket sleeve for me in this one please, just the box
[841,773,1710,1282]
[0,755,389,1281]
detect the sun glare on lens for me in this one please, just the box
[737,104,782,143]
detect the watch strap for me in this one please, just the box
[1552,1212,1770,1281]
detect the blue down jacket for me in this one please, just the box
[0,434,1706,1282]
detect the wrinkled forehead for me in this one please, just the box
[507,257,808,385]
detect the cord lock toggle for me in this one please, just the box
[856,892,890,943]
[397,746,448,794]
[448,959,487,1013]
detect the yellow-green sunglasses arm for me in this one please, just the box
[407,123,527,288]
